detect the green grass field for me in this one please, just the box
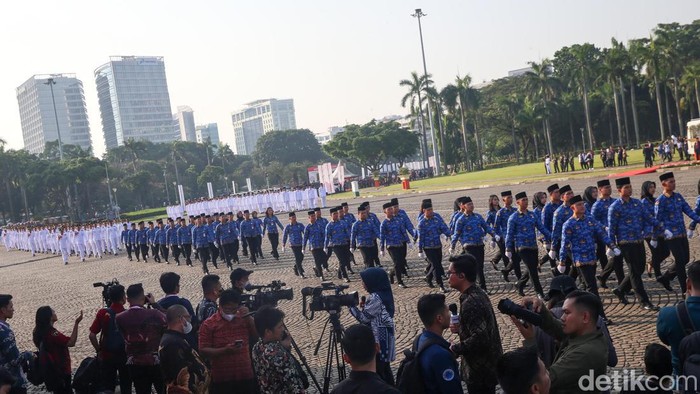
[329,149,648,200]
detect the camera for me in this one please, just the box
[241,281,294,311]
[497,298,543,327]
[301,282,359,319]
[93,278,120,307]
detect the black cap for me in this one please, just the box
[200,213,205,217]
[390,198,399,206]
[382,202,393,210]
[227,212,233,216]
[596,180,610,188]
[569,195,584,205]
[289,212,296,217]
[501,191,512,197]
[659,172,675,182]
[307,210,315,216]
[243,210,249,214]
[515,192,528,201]
[548,275,577,297]
[547,184,560,194]
[615,177,631,188]
[314,207,321,212]
[341,202,348,207]
[463,196,472,204]
[422,199,432,204]
[147,221,153,225]
[231,268,253,282]
[457,197,469,204]
[330,207,338,213]
[205,215,211,219]
[138,221,144,225]
[357,206,366,212]
[559,185,572,194]
[422,202,433,209]
[335,206,343,212]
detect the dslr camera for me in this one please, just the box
[497,298,543,327]
[241,280,294,311]
[301,281,359,319]
[93,278,120,307]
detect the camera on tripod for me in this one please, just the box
[301,281,358,320]
[93,278,120,307]
[241,280,294,311]
[497,298,543,327]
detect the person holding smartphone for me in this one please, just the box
[198,289,258,394]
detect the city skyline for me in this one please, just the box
[1,0,699,157]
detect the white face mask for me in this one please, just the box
[182,318,193,334]
[222,313,235,321]
[557,265,567,274]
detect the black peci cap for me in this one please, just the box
[515,192,528,201]
[596,180,610,188]
[559,185,572,194]
[390,198,399,206]
[501,191,512,197]
[659,172,675,182]
[569,195,584,205]
[341,202,348,207]
[307,210,315,216]
[289,212,296,217]
[330,207,338,213]
[382,202,393,210]
[547,184,560,194]
[615,177,631,188]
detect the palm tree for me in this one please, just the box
[400,71,431,168]
[644,36,668,140]
[497,93,522,162]
[600,45,625,146]
[682,62,700,117]
[628,39,647,147]
[656,23,686,136]
[525,60,559,156]
[569,43,599,150]
[455,75,472,170]
[425,86,448,172]
[122,138,145,172]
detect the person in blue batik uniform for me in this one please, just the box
[146,221,161,263]
[192,216,215,274]
[380,202,412,288]
[641,181,671,285]
[282,212,306,278]
[451,196,498,291]
[417,201,451,292]
[540,184,562,274]
[135,221,149,263]
[121,223,132,261]
[361,202,383,267]
[583,186,598,214]
[251,211,265,260]
[155,220,168,263]
[262,207,284,260]
[486,195,503,269]
[592,180,625,290]
[560,194,620,313]
[304,210,327,279]
[448,199,463,235]
[351,206,380,268]
[494,191,516,280]
[348,268,396,386]
[240,210,260,266]
[655,172,700,295]
[166,218,181,265]
[177,217,194,266]
[216,213,240,269]
[325,207,353,282]
[505,192,552,298]
[608,177,667,310]
[391,198,417,240]
[550,185,575,278]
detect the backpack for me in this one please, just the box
[26,341,65,391]
[72,356,100,394]
[395,334,451,394]
[102,308,125,355]
[676,301,700,393]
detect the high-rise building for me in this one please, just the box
[314,126,344,145]
[94,56,175,150]
[176,105,196,142]
[231,98,296,155]
[16,74,92,155]
[195,123,220,146]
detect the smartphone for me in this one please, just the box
[234,340,244,348]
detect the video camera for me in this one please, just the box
[93,278,120,307]
[241,280,294,311]
[497,298,543,327]
[301,281,358,320]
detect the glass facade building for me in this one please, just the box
[231,98,296,155]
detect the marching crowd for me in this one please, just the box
[4,170,700,393]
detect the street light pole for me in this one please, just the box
[412,8,440,176]
[105,162,114,211]
[164,170,171,204]
[112,188,120,219]
[45,78,64,161]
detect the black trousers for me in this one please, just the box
[181,243,192,264]
[255,235,264,258]
[376,356,395,386]
[311,248,326,276]
[578,264,601,299]
[221,240,239,266]
[370,241,381,266]
[646,237,670,277]
[492,238,510,268]
[465,245,486,289]
[388,244,408,284]
[359,245,377,268]
[333,245,352,279]
[151,244,160,261]
[291,245,305,275]
[125,244,133,259]
[618,243,650,303]
[241,235,248,255]
[245,237,259,263]
[138,244,149,260]
[516,248,543,295]
[169,244,180,263]
[99,357,132,394]
[599,242,625,285]
[208,242,219,264]
[159,244,169,261]
[268,232,280,259]
[424,248,445,287]
[128,364,163,394]
[197,246,211,272]
[661,237,691,293]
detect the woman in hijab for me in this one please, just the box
[583,186,598,214]
[531,192,547,221]
[348,267,396,385]
[641,180,671,281]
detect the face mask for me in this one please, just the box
[182,318,193,334]
[222,313,235,321]
[557,265,567,274]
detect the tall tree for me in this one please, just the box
[525,60,559,156]
[400,72,432,169]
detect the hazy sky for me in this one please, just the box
[1,1,698,157]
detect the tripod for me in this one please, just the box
[284,323,322,394]
[313,309,346,394]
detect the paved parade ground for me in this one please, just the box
[3,166,700,391]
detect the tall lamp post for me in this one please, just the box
[44,77,64,161]
[412,8,440,176]
[164,170,171,204]
[112,188,120,219]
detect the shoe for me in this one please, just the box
[213,264,219,269]
[398,283,407,288]
[344,278,350,283]
[596,275,607,289]
[646,262,653,278]
[490,260,498,270]
[517,283,525,297]
[612,288,629,305]
[424,278,435,288]
[389,272,395,284]
[536,293,545,300]
[641,301,659,311]
[227,265,233,271]
[501,270,510,282]
[657,277,673,292]
[294,266,299,276]
[348,269,355,274]
[176,262,181,266]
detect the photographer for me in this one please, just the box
[158,272,199,349]
[348,267,396,385]
[88,284,132,394]
[252,306,306,394]
[230,268,253,295]
[198,289,257,394]
[509,291,608,394]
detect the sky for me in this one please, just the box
[1,0,698,158]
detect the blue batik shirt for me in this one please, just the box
[121,229,129,244]
[397,208,417,239]
[0,321,32,391]
[591,197,615,227]
[304,221,326,250]
[206,222,217,242]
[542,201,562,231]
[656,192,700,237]
[505,209,552,251]
[155,228,167,244]
[449,211,464,234]
[263,216,284,235]
[690,196,700,231]
[451,212,495,248]
[494,206,516,237]
[551,204,574,246]
[560,214,613,266]
[252,218,264,235]
[342,213,357,228]
[191,225,211,248]
[135,229,148,245]
[367,212,382,233]
[608,197,661,244]
[216,222,238,244]
[240,219,260,238]
[486,209,498,227]
[351,219,379,248]
[417,215,450,250]
[283,222,305,246]
[177,225,192,244]
[380,217,411,249]
[325,220,351,247]
[166,225,179,245]
[641,198,658,238]
[417,211,444,223]
[146,228,157,244]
